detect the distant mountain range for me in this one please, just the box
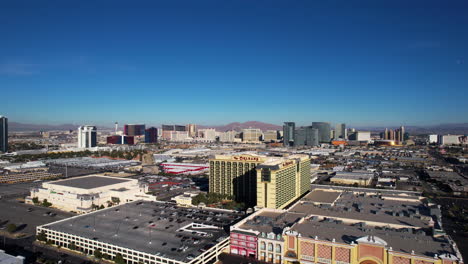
[355,123,468,135]
[8,122,110,132]
[8,121,468,135]
[199,121,282,132]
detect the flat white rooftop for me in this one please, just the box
[50,176,132,189]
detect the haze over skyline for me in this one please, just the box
[1,0,468,126]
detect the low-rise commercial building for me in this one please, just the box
[229,186,464,264]
[172,191,202,207]
[0,249,24,264]
[330,171,374,186]
[26,175,155,213]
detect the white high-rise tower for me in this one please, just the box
[77,125,97,148]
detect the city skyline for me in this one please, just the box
[1,1,468,126]
[0,2,467,264]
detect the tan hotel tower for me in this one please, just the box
[209,154,310,209]
[256,154,311,209]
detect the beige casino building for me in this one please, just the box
[26,175,156,213]
[256,154,311,209]
[209,154,311,209]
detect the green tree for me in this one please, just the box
[42,199,52,207]
[99,205,105,210]
[37,231,47,241]
[114,253,126,264]
[6,223,17,233]
[94,249,103,259]
[111,197,120,204]
[68,242,76,250]
[32,197,40,204]
[103,253,111,260]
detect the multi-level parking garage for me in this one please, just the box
[37,201,244,264]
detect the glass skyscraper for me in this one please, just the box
[0,116,8,153]
[312,122,331,143]
[144,127,158,143]
[295,126,319,146]
[283,122,295,147]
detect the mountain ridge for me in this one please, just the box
[7,121,468,134]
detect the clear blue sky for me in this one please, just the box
[1,0,467,127]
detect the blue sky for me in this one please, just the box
[1,0,467,127]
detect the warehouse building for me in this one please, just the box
[26,175,155,213]
[330,171,374,186]
[37,201,243,264]
[160,163,209,175]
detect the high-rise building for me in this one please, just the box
[383,128,396,140]
[162,125,185,132]
[312,122,331,143]
[161,125,173,131]
[429,134,438,144]
[355,131,371,142]
[209,154,268,206]
[335,123,347,139]
[0,116,8,153]
[294,126,319,146]
[124,124,146,136]
[198,128,217,141]
[283,122,296,147]
[209,154,311,209]
[218,130,239,142]
[144,127,158,143]
[396,126,405,143]
[242,128,262,142]
[186,124,197,137]
[383,127,405,143]
[256,154,311,209]
[439,135,467,145]
[107,135,134,145]
[263,130,279,142]
[168,131,190,141]
[77,125,97,148]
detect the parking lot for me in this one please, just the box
[0,198,74,235]
[0,181,42,199]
